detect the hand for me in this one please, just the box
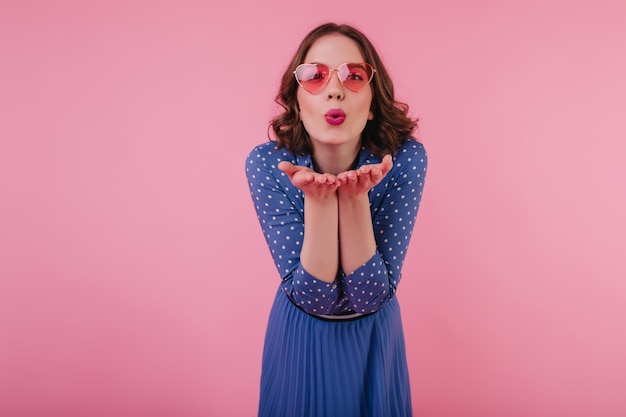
[278,161,340,199]
[336,154,392,197]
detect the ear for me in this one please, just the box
[368,110,374,120]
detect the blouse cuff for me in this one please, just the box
[286,266,340,314]
[344,254,391,313]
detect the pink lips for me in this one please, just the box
[325,109,346,125]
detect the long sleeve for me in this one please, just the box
[245,139,427,316]
[245,143,343,314]
[343,139,428,313]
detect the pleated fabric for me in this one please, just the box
[259,287,412,417]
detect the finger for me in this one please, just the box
[380,154,393,175]
[338,170,357,184]
[278,161,297,178]
[324,173,338,185]
[358,165,371,176]
[369,167,382,180]
[316,173,336,184]
[294,170,315,184]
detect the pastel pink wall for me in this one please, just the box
[1,1,625,416]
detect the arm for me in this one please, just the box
[278,161,340,283]
[337,141,428,313]
[245,144,341,314]
[337,154,392,275]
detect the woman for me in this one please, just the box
[245,22,427,417]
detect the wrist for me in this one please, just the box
[305,192,338,210]
[337,188,369,203]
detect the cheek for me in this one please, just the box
[296,92,317,120]
[366,97,374,119]
[358,94,374,119]
[296,89,313,109]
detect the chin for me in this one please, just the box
[313,137,354,147]
[313,131,360,145]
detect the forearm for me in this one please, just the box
[300,194,340,283]
[338,192,377,275]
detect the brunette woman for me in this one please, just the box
[246,22,427,417]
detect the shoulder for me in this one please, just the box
[247,141,286,162]
[246,141,297,170]
[392,137,428,170]
[245,141,308,188]
[396,137,426,158]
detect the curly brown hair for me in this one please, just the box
[270,23,418,158]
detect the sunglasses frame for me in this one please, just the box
[293,62,376,94]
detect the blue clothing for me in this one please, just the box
[246,138,427,417]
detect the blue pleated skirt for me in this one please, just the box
[259,287,412,417]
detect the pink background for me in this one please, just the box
[1,1,625,416]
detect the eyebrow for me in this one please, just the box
[304,62,364,66]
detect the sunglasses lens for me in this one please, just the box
[340,63,374,92]
[295,63,374,93]
[295,64,329,93]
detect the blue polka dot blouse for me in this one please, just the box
[246,138,427,316]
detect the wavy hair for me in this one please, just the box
[269,23,418,158]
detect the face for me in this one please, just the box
[296,34,374,154]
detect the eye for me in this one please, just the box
[347,72,365,81]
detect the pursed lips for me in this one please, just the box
[324,109,346,125]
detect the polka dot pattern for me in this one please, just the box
[246,138,427,315]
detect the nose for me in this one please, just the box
[326,70,344,100]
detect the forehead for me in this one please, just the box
[303,34,365,66]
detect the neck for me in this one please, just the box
[311,142,361,175]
